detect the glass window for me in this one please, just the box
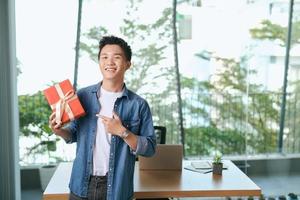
[16,0,79,165]
[16,0,300,164]
[284,0,300,154]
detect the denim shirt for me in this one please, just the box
[65,82,156,200]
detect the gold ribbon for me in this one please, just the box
[50,83,77,125]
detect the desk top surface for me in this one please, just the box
[43,160,261,199]
[134,160,261,198]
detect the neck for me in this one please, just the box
[101,80,124,92]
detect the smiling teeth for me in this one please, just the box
[105,68,116,71]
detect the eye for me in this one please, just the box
[114,56,121,59]
[101,56,108,59]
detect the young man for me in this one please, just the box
[49,36,156,200]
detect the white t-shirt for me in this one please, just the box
[92,87,123,176]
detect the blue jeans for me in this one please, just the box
[69,175,107,200]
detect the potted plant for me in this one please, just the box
[212,153,223,175]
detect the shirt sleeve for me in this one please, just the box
[63,119,78,144]
[131,100,156,157]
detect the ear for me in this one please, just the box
[126,61,131,70]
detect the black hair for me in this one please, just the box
[98,35,132,62]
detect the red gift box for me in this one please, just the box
[43,79,85,124]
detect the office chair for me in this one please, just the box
[136,126,167,161]
[154,126,166,144]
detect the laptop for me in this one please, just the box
[138,144,183,171]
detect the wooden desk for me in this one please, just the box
[43,162,71,200]
[134,160,261,198]
[43,160,261,199]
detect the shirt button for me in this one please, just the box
[108,184,111,187]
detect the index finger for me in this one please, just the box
[99,115,111,121]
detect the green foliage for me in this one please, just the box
[182,54,280,155]
[143,86,181,144]
[80,26,108,62]
[80,0,173,95]
[80,0,179,143]
[284,80,300,153]
[249,18,300,154]
[250,20,286,46]
[185,126,245,156]
[182,17,300,156]
[250,19,300,47]
[78,0,285,156]
[120,1,173,94]
[213,152,222,164]
[19,91,59,163]
[19,91,51,136]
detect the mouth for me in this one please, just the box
[104,67,117,72]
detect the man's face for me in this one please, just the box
[99,44,131,82]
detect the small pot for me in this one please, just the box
[212,162,223,175]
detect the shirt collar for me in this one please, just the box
[91,81,129,99]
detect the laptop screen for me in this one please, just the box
[138,144,183,170]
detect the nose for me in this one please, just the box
[106,56,115,66]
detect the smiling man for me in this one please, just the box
[49,35,156,200]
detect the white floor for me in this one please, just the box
[250,172,300,197]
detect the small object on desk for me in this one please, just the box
[191,161,211,169]
[212,162,223,175]
[212,153,224,175]
[204,170,213,174]
[184,165,212,174]
[191,161,228,169]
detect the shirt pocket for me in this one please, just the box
[123,119,140,135]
